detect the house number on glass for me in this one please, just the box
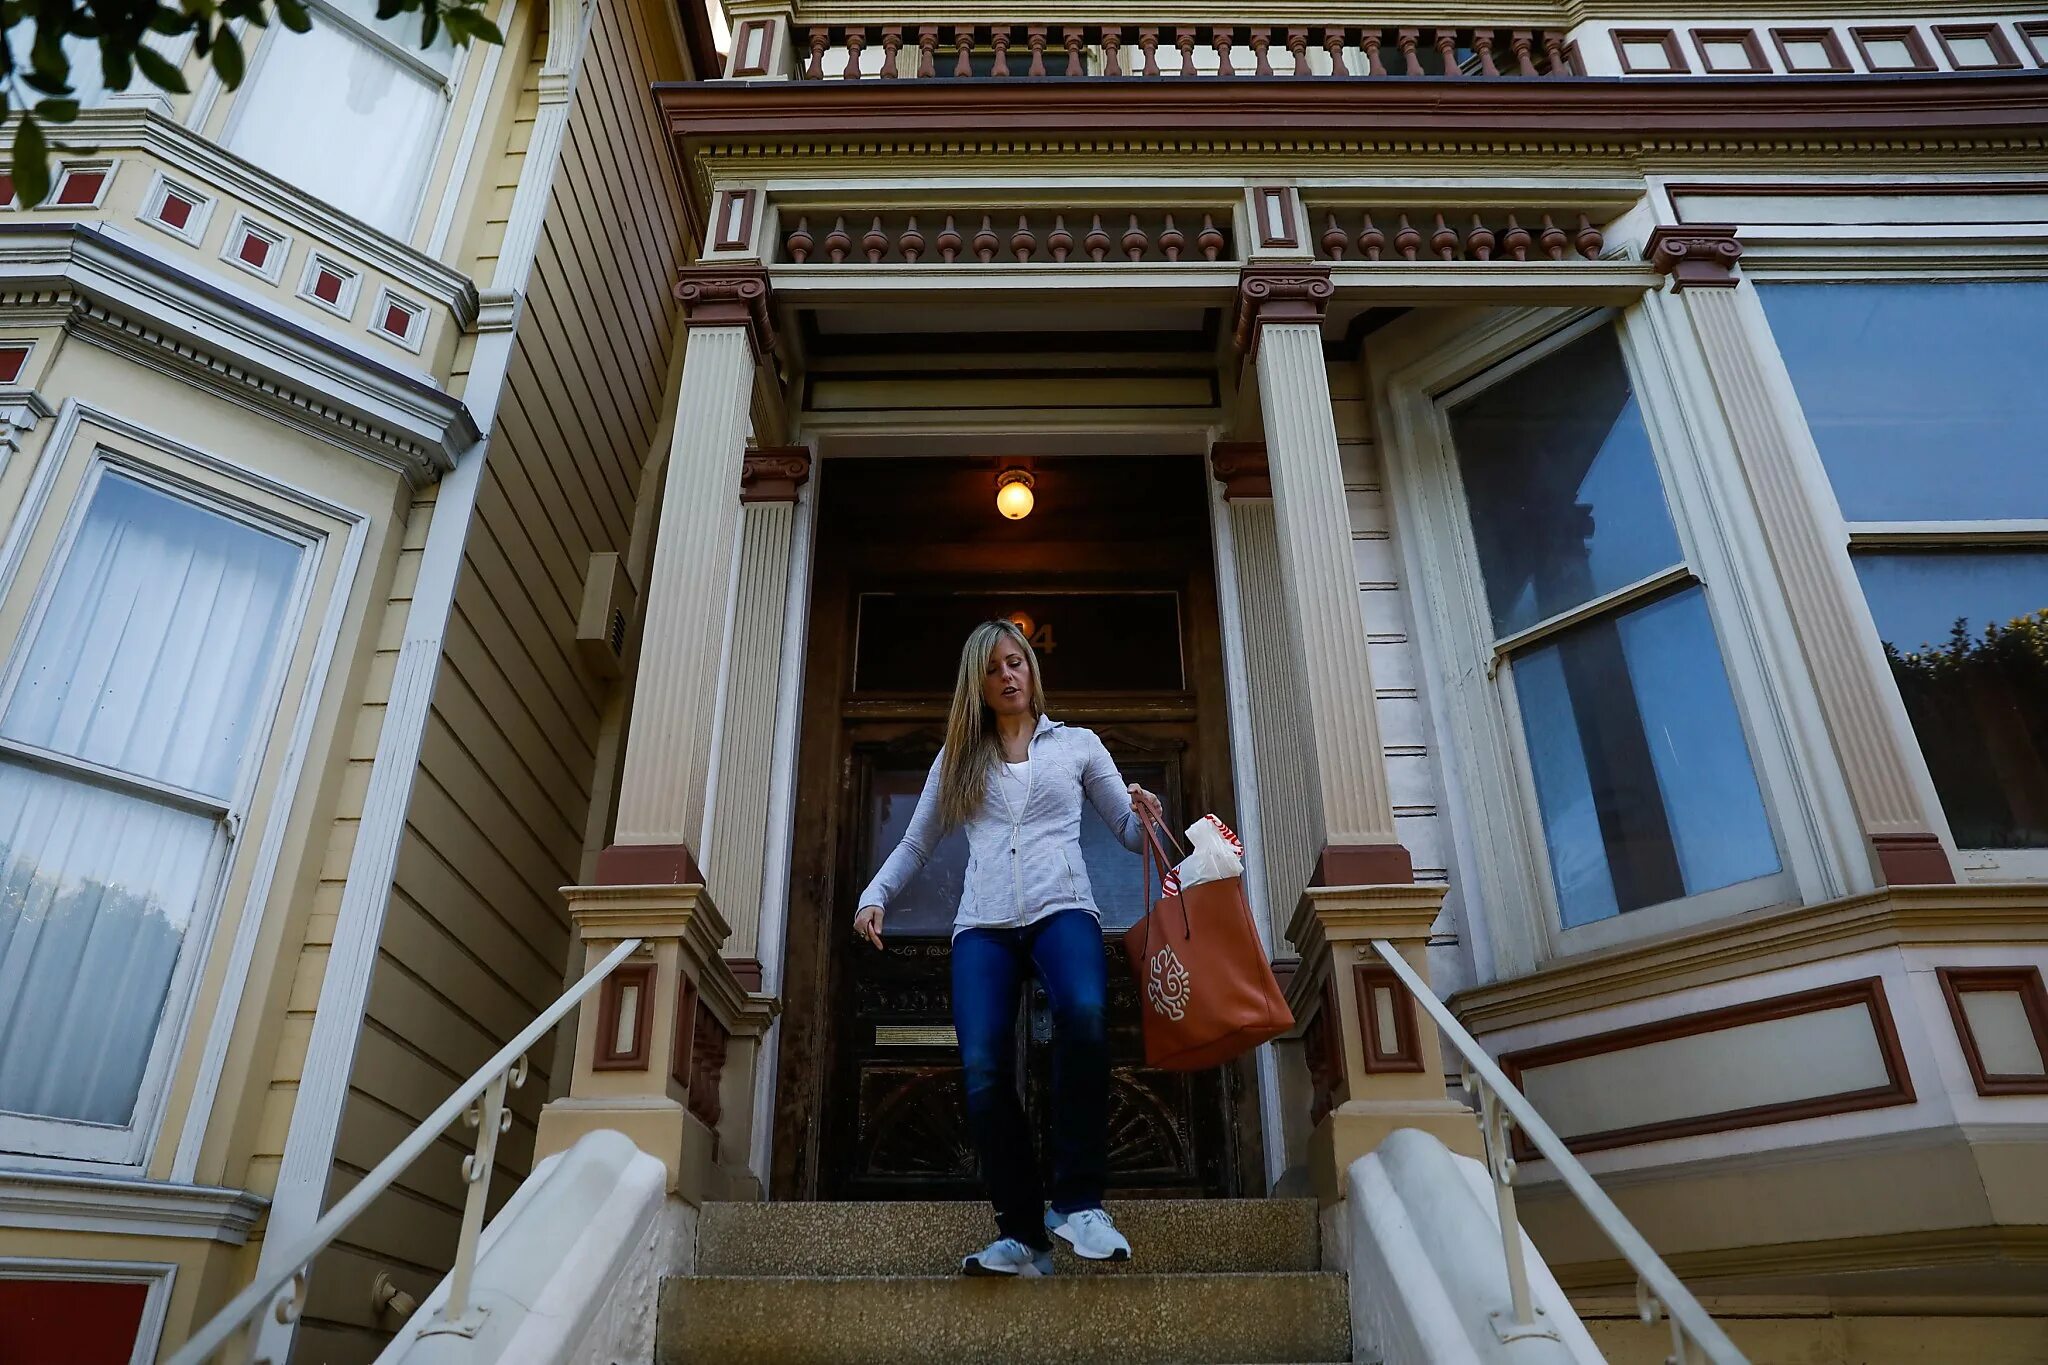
[1008,611,1058,654]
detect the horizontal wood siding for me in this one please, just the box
[296,0,690,1353]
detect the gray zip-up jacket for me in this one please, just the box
[858,714,1145,936]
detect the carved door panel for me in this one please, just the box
[823,722,1237,1200]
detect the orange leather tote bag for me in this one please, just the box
[1121,811,1293,1071]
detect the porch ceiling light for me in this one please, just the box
[995,468,1035,520]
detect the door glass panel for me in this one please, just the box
[864,764,966,937]
[1076,760,1168,930]
[1512,586,1780,927]
[1855,549,2048,848]
[1449,325,1682,637]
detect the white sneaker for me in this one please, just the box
[961,1236,1054,1277]
[1046,1207,1132,1262]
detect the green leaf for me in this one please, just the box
[21,68,72,95]
[148,7,194,35]
[29,28,71,81]
[36,96,79,122]
[11,115,51,207]
[98,41,133,90]
[209,24,243,83]
[462,11,502,43]
[133,42,190,91]
[272,0,309,31]
[417,5,437,47]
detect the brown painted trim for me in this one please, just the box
[1646,223,1741,290]
[1934,24,2022,72]
[1612,29,1688,76]
[1936,966,2048,1096]
[1234,261,1332,359]
[730,18,775,77]
[1873,831,1957,886]
[671,972,701,1089]
[595,841,707,886]
[1770,28,1853,74]
[725,956,765,992]
[1252,186,1300,250]
[1851,26,1937,74]
[676,0,721,82]
[741,446,812,502]
[660,72,2048,146]
[675,263,775,360]
[594,962,657,1070]
[1209,440,1271,498]
[1500,976,1915,1156]
[1354,962,1427,1073]
[711,188,758,251]
[688,1000,730,1129]
[1270,956,1300,998]
[1314,842,1416,886]
[1689,28,1770,76]
[2022,24,2048,68]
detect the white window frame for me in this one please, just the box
[1735,230,2048,883]
[0,434,321,1168]
[1376,301,1837,974]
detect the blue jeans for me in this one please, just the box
[952,908,1109,1250]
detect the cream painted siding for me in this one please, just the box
[290,0,693,1355]
[1333,359,1469,998]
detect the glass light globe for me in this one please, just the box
[996,472,1035,520]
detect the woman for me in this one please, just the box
[855,618,1163,1277]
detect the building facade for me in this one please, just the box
[0,0,2044,1359]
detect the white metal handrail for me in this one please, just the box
[1370,939,1748,1365]
[170,937,646,1365]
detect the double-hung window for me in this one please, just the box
[226,0,458,237]
[0,463,307,1162]
[1757,280,2048,870]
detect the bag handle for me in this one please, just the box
[1138,807,1193,942]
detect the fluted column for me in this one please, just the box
[1238,263,1410,885]
[1650,226,1953,886]
[604,265,775,886]
[703,449,810,989]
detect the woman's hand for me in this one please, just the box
[1128,783,1164,826]
[854,904,886,950]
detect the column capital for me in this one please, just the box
[1233,261,1334,360]
[1210,440,1271,499]
[1646,223,1742,291]
[740,446,812,502]
[675,263,776,358]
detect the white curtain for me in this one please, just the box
[0,472,297,1128]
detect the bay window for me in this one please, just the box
[226,0,458,237]
[0,465,306,1161]
[1757,281,2048,859]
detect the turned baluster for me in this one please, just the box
[1063,27,1086,75]
[1359,212,1385,260]
[1212,27,1235,76]
[1138,28,1161,76]
[786,216,814,263]
[1197,214,1224,260]
[954,26,974,78]
[1431,213,1458,260]
[1543,31,1571,76]
[842,29,865,78]
[917,26,938,77]
[1509,30,1538,77]
[990,25,1011,75]
[1361,30,1385,76]
[805,27,828,78]
[1435,28,1461,75]
[1539,213,1567,260]
[1467,215,1495,260]
[1575,214,1604,259]
[1287,28,1311,74]
[900,216,925,263]
[1160,214,1185,261]
[880,26,903,78]
[974,216,999,263]
[863,216,888,262]
[1396,28,1423,75]
[1324,29,1349,75]
[1176,28,1197,76]
[1123,214,1149,262]
[1472,28,1499,76]
[1026,26,1048,76]
[824,216,851,264]
[937,215,962,263]
[1394,213,1421,261]
[1012,215,1036,261]
[1502,214,1530,261]
[1249,27,1273,75]
[1049,215,1073,262]
[1102,27,1124,76]
[1085,214,1109,261]
[1321,213,1347,260]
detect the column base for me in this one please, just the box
[1307,1099,1483,1206]
[535,1095,731,1202]
[1313,843,1414,887]
[1873,832,1957,886]
[593,841,706,886]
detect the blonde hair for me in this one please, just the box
[938,619,1047,830]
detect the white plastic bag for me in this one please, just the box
[1162,815,1244,895]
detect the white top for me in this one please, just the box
[1003,758,1032,788]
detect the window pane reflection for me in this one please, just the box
[1758,282,2048,522]
[1856,550,2048,848]
[1513,587,1782,926]
[1449,325,1683,638]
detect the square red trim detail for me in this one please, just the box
[238,232,271,268]
[0,345,28,384]
[157,193,194,230]
[313,269,345,304]
[54,170,106,206]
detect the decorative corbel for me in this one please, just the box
[1646,224,1742,291]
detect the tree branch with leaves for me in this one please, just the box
[3,0,503,206]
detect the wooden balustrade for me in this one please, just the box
[1308,208,1607,262]
[781,208,1234,264]
[796,23,1580,79]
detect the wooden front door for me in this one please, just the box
[773,455,1258,1202]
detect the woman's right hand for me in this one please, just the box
[854,904,886,950]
